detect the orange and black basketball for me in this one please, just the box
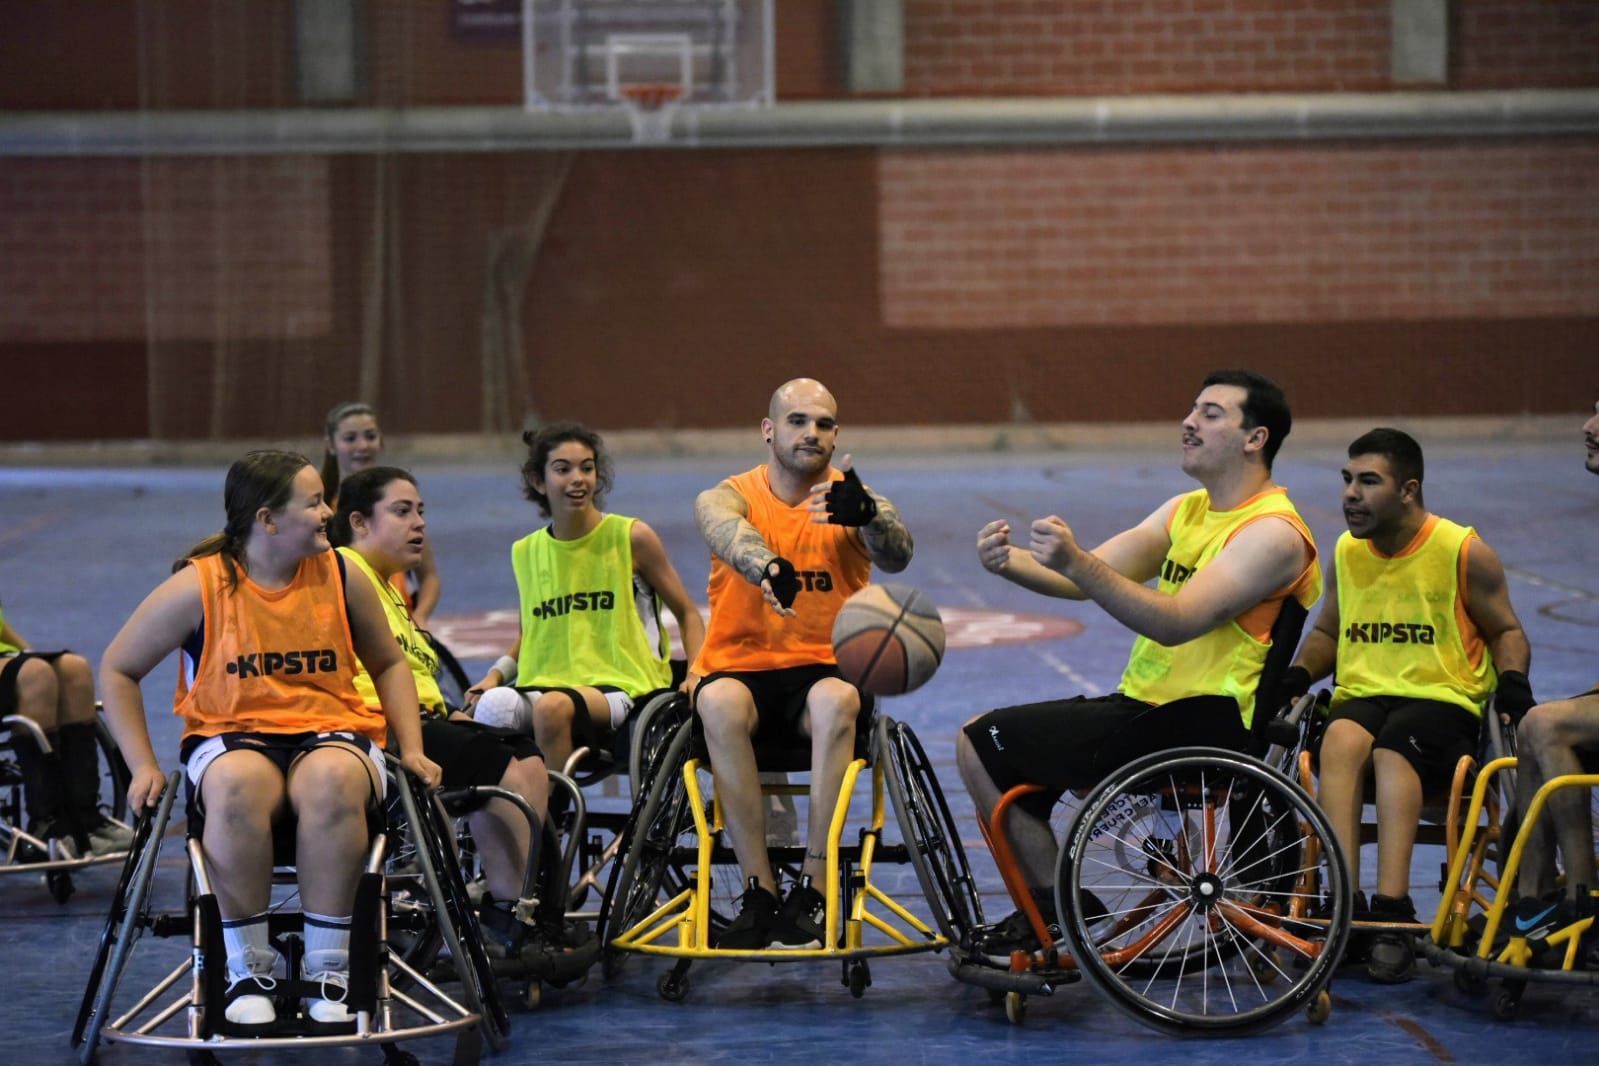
[830,583,946,696]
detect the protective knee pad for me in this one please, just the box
[474,687,532,732]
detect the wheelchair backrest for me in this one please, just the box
[1247,596,1309,758]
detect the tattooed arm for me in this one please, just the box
[695,481,776,586]
[858,489,913,573]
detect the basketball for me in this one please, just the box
[831,583,946,696]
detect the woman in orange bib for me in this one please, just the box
[100,450,441,1030]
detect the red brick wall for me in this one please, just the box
[879,141,1599,328]
[0,157,331,344]
[1455,1,1599,89]
[903,0,1393,95]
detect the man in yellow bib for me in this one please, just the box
[1286,428,1531,983]
[1512,401,1599,934]
[693,378,914,950]
[958,369,1322,963]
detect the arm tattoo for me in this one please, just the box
[696,487,776,586]
[860,493,913,573]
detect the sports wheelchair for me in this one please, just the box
[599,705,980,1002]
[0,710,132,903]
[1423,748,1599,1019]
[73,758,510,1065]
[950,599,1359,1035]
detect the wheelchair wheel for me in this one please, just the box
[1057,747,1351,1037]
[73,773,180,1056]
[600,720,697,975]
[627,693,689,803]
[93,717,132,824]
[878,716,984,942]
[394,771,512,1052]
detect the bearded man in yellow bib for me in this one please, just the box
[1285,428,1532,983]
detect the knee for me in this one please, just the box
[807,680,860,735]
[13,659,59,719]
[290,760,369,826]
[500,755,549,808]
[204,766,280,831]
[1318,721,1373,776]
[1370,748,1421,789]
[56,655,96,718]
[531,692,576,736]
[474,687,531,732]
[1517,701,1571,754]
[694,681,755,736]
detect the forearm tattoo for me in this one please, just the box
[860,493,913,572]
[696,489,776,585]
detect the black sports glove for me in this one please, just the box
[821,468,878,527]
[1281,665,1313,703]
[1495,670,1535,723]
[764,556,802,609]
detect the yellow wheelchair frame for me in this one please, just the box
[1426,758,1599,1018]
[603,715,970,1000]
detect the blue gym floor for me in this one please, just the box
[3,431,1596,1063]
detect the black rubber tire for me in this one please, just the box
[879,717,985,943]
[1058,747,1351,1037]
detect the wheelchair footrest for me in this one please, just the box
[946,952,1076,995]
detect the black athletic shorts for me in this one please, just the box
[694,663,875,743]
[421,716,543,789]
[1321,695,1480,787]
[962,692,1249,807]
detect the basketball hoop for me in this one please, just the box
[619,82,683,145]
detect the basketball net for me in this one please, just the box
[620,83,683,146]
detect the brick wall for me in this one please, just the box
[0,157,331,343]
[903,0,1392,95]
[879,141,1599,328]
[1456,1,1599,89]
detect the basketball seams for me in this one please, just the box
[832,583,944,695]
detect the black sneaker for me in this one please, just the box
[772,878,826,949]
[966,907,1057,966]
[478,897,531,960]
[716,877,781,950]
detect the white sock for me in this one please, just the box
[221,912,274,977]
[303,912,353,1022]
[221,912,277,1025]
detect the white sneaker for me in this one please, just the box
[303,948,353,1023]
[224,946,279,1025]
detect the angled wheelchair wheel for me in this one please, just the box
[73,773,180,1057]
[1057,747,1350,1037]
[394,771,512,1052]
[879,716,985,942]
[600,720,697,975]
[627,692,690,804]
[93,717,132,824]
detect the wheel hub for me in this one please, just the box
[1189,872,1226,911]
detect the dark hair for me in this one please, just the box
[321,400,378,505]
[177,450,313,589]
[520,422,612,517]
[1202,369,1292,471]
[330,466,418,549]
[1348,427,1425,491]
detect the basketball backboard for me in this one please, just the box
[522,0,774,140]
